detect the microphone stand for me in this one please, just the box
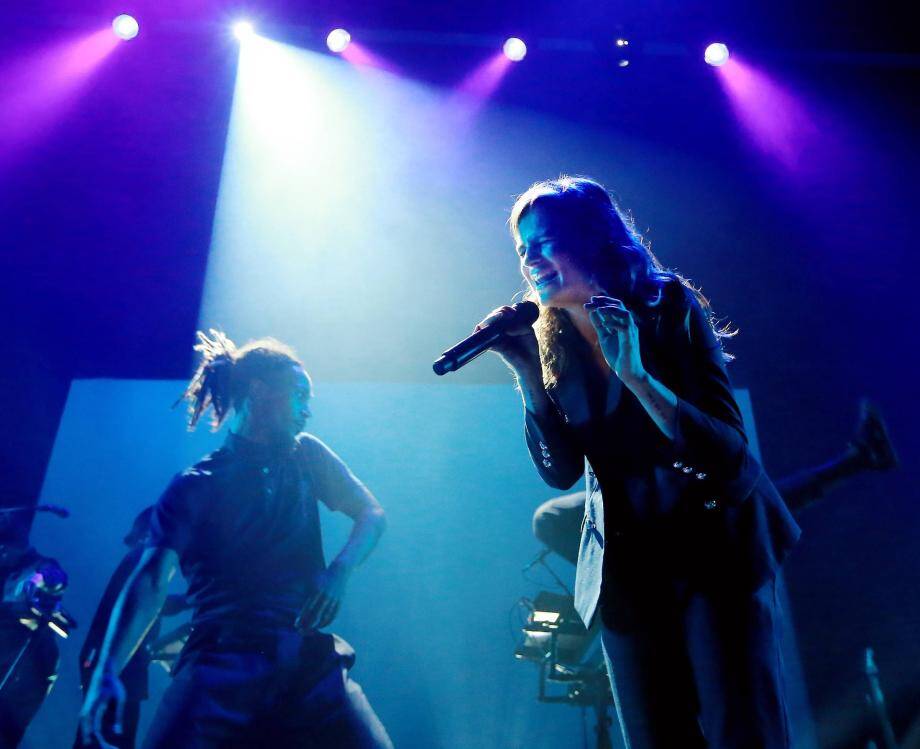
[523,548,572,597]
[538,555,572,598]
[0,503,74,693]
[0,628,37,694]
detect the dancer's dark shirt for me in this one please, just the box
[148,432,369,631]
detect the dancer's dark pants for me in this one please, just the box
[143,626,392,749]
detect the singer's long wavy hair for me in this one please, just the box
[509,176,732,388]
[179,330,306,430]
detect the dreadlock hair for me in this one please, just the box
[180,329,305,431]
[509,175,734,388]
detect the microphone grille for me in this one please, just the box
[513,301,540,326]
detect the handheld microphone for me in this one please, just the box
[433,301,539,376]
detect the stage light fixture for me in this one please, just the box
[111,14,139,41]
[326,28,352,53]
[233,21,255,41]
[615,38,629,47]
[704,42,730,67]
[503,37,527,62]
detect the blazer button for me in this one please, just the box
[703,498,719,511]
[695,472,707,481]
[673,461,683,469]
[682,466,694,474]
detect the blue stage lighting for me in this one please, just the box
[233,21,255,41]
[503,37,527,62]
[327,29,352,53]
[111,14,139,41]
[704,42,730,67]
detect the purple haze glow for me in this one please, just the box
[0,28,119,159]
[716,56,821,173]
[442,51,513,129]
[341,42,400,75]
[456,52,512,103]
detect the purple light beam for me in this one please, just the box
[443,51,513,130]
[341,42,400,75]
[455,51,512,103]
[0,28,120,162]
[715,56,824,174]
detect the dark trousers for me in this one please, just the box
[142,628,392,749]
[601,576,792,749]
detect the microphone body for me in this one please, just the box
[433,301,539,376]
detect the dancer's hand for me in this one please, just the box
[295,561,350,631]
[79,664,126,749]
[585,296,647,386]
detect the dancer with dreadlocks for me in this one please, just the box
[79,331,392,749]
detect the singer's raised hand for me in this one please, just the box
[585,296,646,386]
[474,306,541,378]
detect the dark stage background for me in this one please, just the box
[1,1,918,747]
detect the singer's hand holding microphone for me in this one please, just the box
[431,301,554,416]
[473,304,541,375]
[432,301,540,377]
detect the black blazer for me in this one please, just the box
[522,281,801,627]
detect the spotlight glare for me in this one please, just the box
[233,21,255,41]
[704,42,730,67]
[618,59,630,68]
[326,28,352,53]
[111,14,139,41]
[503,37,527,62]
[615,38,629,47]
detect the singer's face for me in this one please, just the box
[252,365,313,438]
[516,206,596,307]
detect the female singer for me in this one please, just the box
[483,176,800,748]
